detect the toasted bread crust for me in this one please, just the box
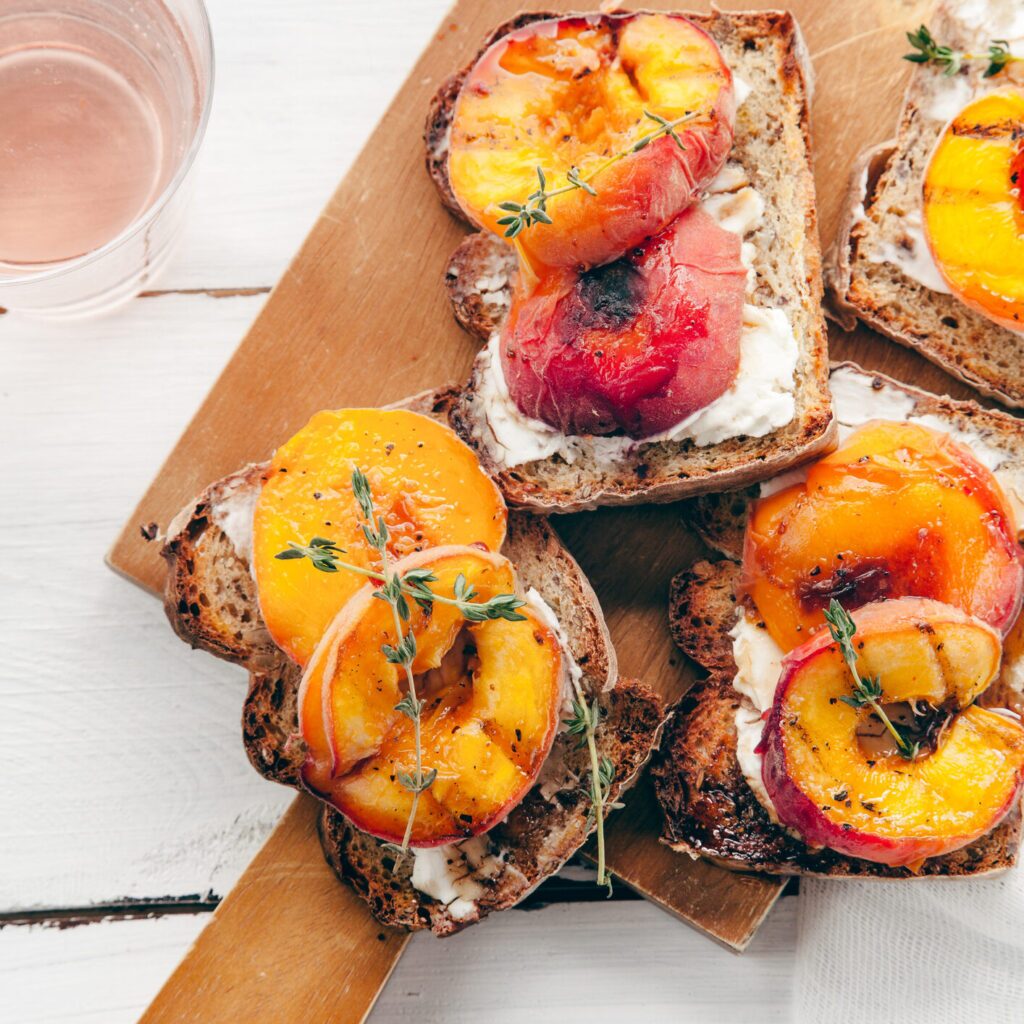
[444,232,517,340]
[161,464,277,667]
[159,391,668,933]
[658,365,1024,877]
[825,3,1024,407]
[427,10,835,512]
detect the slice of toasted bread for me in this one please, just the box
[827,1,1024,407]
[654,363,1024,877]
[159,389,667,934]
[425,9,834,513]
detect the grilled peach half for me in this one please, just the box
[923,89,1024,333]
[500,205,746,437]
[298,547,564,846]
[448,12,735,271]
[252,409,506,666]
[761,598,1024,867]
[743,420,1024,652]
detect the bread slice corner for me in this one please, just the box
[825,2,1024,407]
[426,9,835,512]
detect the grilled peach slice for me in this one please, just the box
[449,12,735,271]
[743,420,1024,652]
[252,409,506,666]
[923,89,1024,332]
[298,547,563,846]
[500,205,746,438]
[761,598,1024,867]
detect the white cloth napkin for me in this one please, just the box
[794,871,1024,1022]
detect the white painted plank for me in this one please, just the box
[0,292,292,911]
[0,899,798,1024]
[154,0,453,291]
[0,915,208,1024]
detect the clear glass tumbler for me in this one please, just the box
[0,0,213,318]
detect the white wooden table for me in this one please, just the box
[0,2,798,1019]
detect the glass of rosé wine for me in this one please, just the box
[0,0,213,317]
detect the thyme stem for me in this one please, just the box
[496,110,700,238]
[823,599,920,761]
[380,538,423,863]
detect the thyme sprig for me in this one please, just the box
[278,468,526,867]
[904,24,1020,78]
[496,109,699,238]
[823,599,920,761]
[276,539,527,624]
[352,467,433,862]
[563,694,622,896]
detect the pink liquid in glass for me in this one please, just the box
[0,4,201,268]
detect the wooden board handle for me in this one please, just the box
[138,795,408,1024]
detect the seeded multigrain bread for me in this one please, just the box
[653,364,1024,878]
[827,1,1024,407]
[160,388,667,935]
[424,9,835,513]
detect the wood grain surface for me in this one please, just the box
[105,0,1009,1018]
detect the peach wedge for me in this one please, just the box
[743,420,1024,652]
[448,12,735,272]
[297,547,564,846]
[923,89,1024,333]
[762,598,1024,868]
[252,408,506,666]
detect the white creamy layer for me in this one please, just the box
[410,836,505,921]
[737,365,1024,818]
[525,586,584,702]
[211,484,259,565]
[862,206,951,296]
[476,156,800,469]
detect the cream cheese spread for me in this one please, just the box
[410,836,506,921]
[211,484,259,565]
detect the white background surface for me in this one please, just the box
[0,0,798,1020]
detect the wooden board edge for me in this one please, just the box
[137,795,411,1024]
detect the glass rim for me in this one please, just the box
[0,0,216,288]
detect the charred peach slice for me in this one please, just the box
[923,90,1024,333]
[449,12,734,271]
[298,547,563,846]
[500,205,746,438]
[761,598,1024,867]
[744,420,1024,652]
[252,410,506,666]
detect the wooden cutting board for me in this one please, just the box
[109,0,998,1019]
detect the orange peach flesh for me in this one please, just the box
[298,547,563,846]
[252,409,506,666]
[761,598,1024,867]
[448,12,734,272]
[923,89,1024,333]
[743,420,1024,652]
